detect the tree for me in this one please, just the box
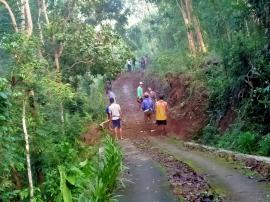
[0,0,18,32]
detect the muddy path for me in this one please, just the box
[113,72,270,202]
[113,72,177,201]
[113,72,183,138]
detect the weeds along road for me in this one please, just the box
[113,72,270,202]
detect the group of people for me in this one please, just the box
[137,82,168,134]
[126,55,149,72]
[104,80,168,140]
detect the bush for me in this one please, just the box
[57,135,123,202]
[217,130,259,154]
[258,134,270,156]
[236,131,259,154]
[199,125,221,146]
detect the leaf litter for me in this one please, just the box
[133,138,223,202]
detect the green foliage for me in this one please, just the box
[200,127,262,155]
[217,131,259,154]
[236,132,259,154]
[56,135,122,202]
[137,0,270,157]
[258,134,270,156]
[148,50,195,75]
[199,125,220,146]
[0,0,128,200]
[59,166,72,202]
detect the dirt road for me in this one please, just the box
[114,72,176,201]
[113,72,270,202]
[113,72,184,138]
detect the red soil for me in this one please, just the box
[111,72,208,139]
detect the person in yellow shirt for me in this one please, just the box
[155,95,168,135]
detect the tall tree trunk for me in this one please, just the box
[24,0,33,37]
[0,0,18,32]
[20,0,25,31]
[176,0,196,54]
[37,4,44,45]
[54,51,61,73]
[60,102,64,123]
[41,0,49,24]
[194,16,207,53]
[40,1,66,124]
[22,100,34,201]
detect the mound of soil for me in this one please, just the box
[144,73,208,139]
[81,123,101,145]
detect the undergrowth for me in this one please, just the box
[199,125,270,156]
[58,135,123,202]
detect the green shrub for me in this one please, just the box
[236,131,259,154]
[218,130,259,154]
[258,134,270,156]
[57,135,123,202]
[200,125,220,146]
[217,131,236,150]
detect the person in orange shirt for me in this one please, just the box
[155,95,168,135]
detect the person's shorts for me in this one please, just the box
[112,119,121,129]
[144,110,153,116]
[156,120,167,125]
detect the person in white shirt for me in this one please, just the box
[108,97,123,140]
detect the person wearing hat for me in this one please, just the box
[137,82,144,108]
[141,92,154,122]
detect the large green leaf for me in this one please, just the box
[58,166,72,202]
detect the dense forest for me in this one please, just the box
[1,0,270,201]
[0,0,129,201]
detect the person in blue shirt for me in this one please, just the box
[141,92,154,122]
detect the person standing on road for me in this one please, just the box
[108,90,116,103]
[141,92,154,122]
[105,80,112,95]
[140,57,146,71]
[132,58,136,70]
[148,87,157,102]
[148,87,157,111]
[108,97,123,140]
[127,59,132,72]
[155,95,168,135]
[137,82,144,108]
